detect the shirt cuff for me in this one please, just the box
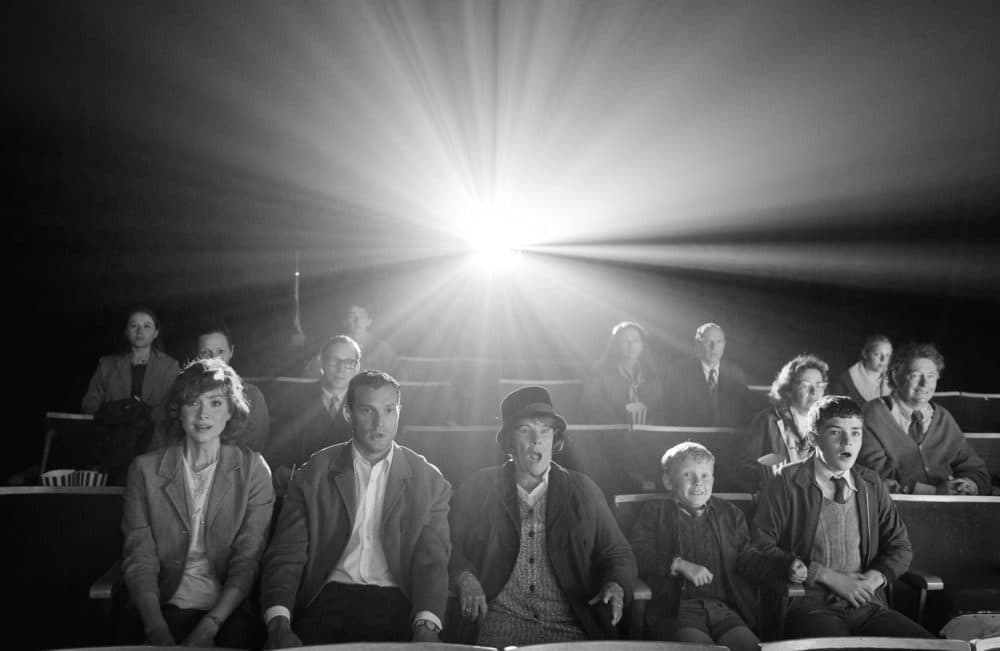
[264,606,292,625]
[413,610,442,630]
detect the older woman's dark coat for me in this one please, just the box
[449,461,637,639]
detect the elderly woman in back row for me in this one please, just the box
[122,358,274,647]
[829,334,894,407]
[449,386,637,648]
[858,342,989,495]
[735,354,829,492]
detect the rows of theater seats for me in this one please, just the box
[4,481,998,649]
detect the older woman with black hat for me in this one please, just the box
[448,386,637,649]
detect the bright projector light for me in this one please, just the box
[472,240,521,269]
[463,204,524,271]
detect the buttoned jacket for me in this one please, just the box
[121,443,275,603]
[859,396,990,496]
[82,349,180,422]
[745,457,912,590]
[449,461,637,639]
[629,497,758,630]
[260,441,451,622]
[581,361,665,425]
[664,357,749,427]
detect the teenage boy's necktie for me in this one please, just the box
[832,476,850,504]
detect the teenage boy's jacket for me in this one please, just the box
[744,457,912,590]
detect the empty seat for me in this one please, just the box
[400,380,455,427]
[40,412,97,474]
[397,425,502,487]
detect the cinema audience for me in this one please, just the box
[858,342,990,495]
[736,354,829,492]
[829,334,893,408]
[448,386,637,648]
[260,371,450,646]
[745,395,933,640]
[121,358,274,648]
[630,442,759,651]
[82,307,179,427]
[581,321,665,426]
[664,322,750,427]
[196,326,270,452]
[55,303,995,648]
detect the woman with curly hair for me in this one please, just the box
[122,358,274,648]
[735,353,829,492]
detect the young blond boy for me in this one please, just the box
[630,442,759,651]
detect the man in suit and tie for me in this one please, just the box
[264,335,360,490]
[260,370,451,647]
[665,323,750,427]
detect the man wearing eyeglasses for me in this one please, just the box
[858,342,989,496]
[264,335,362,491]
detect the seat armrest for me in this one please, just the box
[771,581,806,640]
[632,577,651,601]
[89,560,122,600]
[786,583,806,598]
[88,560,124,645]
[901,569,944,592]
[768,579,805,598]
[622,578,651,640]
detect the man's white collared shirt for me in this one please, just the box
[328,444,395,586]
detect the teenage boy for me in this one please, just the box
[746,395,932,639]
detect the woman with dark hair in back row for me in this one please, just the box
[82,307,180,425]
[581,320,665,426]
[122,358,274,648]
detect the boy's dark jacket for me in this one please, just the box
[744,457,912,593]
[630,496,759,630]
